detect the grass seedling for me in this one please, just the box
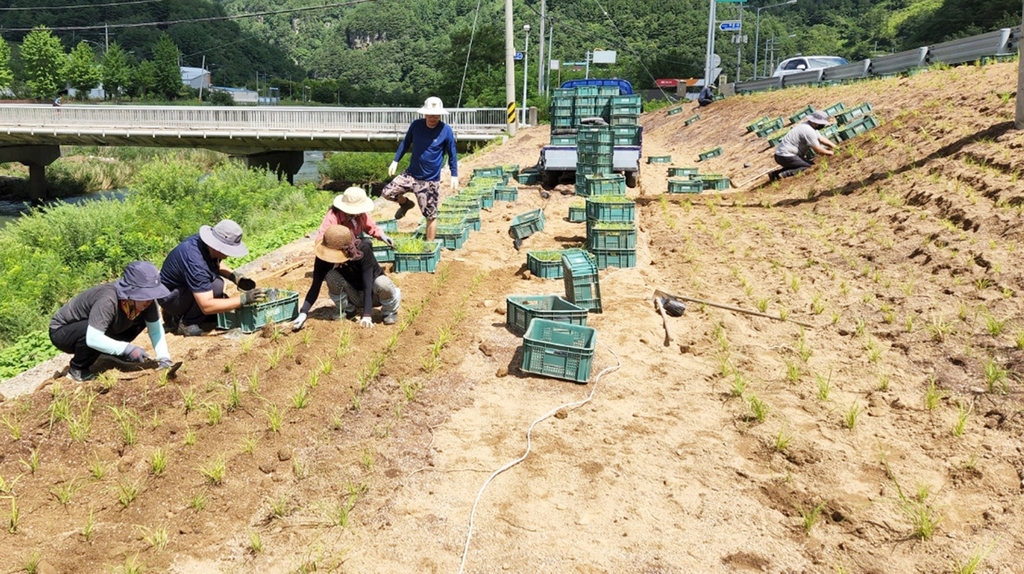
[22,551,40,573]
[747,395,769,422]
[335,328,353,358]
[350,391,362,412]
[985,313,1006,336]
[21,448,40,474]
[785,361,801,383]
[924,377,944,410]
[307,370,320,389]
[116,477,142,508]
[1,413,22,441]
[88,455,106,481]
[755,298,769,313]
[200,456,226,485]
[51,477,81,506]
[816,370,832,401]
[150,447,168,476]
[241,433,260,455]
[181,386,198,414]
[266,404,283,432]
[0,473,21,494]
[266,348,282,369]
[330,409,344,430]
[226,378,242,411]
[952,401,971,437]
[187,490,208,512]
[799,501,828,534]
[951,540,996,574]
[120,554,144,574]
[291,385,310,409]
[81,508,95,539]
[248,530,263,554]
[205,402,224,426]
[774,427,793,452]
[222,359,234,374]
[137,524,169,550]
[184,426,197,446]
[865,337,882,364]
[292,458,307,479]
[400,379,422,402]
[331,496,357,528]
[301,329,313,347]
[878,373,891,392]
[318,357,333,376]
[1015,330,1024,350]
[109,404,140,446]
[905,314,915,333]
[811,294,825,315]
[926,315,954,342]
[248,368,261,395]
[843,402,862,430]
[269,496,291,518]
[240,334,255,355]
[983,358,1008,394]
[8,497,18,533]
[730,372,747,397]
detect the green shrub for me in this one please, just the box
[321,152,407,188]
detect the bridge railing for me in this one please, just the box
[0,105,508,137]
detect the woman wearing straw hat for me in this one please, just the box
[292,224,400,331]
[314,186,393,247]
[50,261,176,382]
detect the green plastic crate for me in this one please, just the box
[376,218,398,232]
[584,174,626,196]
[668,178,703,193]
[755,118,785,138]
[465,214,481,231]
[647,155,672,164]
[435,225,469,250]
[836,114,879,141]
[820,125,840,141]
[217,290,299,334]
[746,116,770,132]
[610,114,639,125]
[578,141,615,155]
[684,114,700,126]
[520,318,597,383]
[576,127,613,144]
[835,103,873,125]
[667,107,683,116]
[494,185,518,201]
[527,249,587,279]
[585,197,635,222]
[506,295,588,334]
[824,102,846,116]
[698,147,723,161]
[668,167,699,178]
[562,253,602,314]
[473,167,504,178]
[550,134,577,145]
[767,129,791,147]
[371,239,394,263]
[699,175,731,191]
[568,204,587,222]
[788,105,815,124]
[611,125,642,146]
[586,223,636,250]
[509,209,546,240]
[590,247,637,270]
[393,240,442,273]
[517,170,541,185]
[462,188,494,209]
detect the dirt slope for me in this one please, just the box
[2,61,1024,574]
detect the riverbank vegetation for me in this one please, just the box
[0,159,331,378]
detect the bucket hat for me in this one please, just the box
[199,219,249,258]
[114,261,170,301]
[333,186,375,215]
[315,225,354,264]
[417,96,449,115]
[807,110,831,127]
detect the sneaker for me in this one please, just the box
[343,308,359,321]
[66,366,97,382]
[177,322,204,337]
[394,200,414,220]
[382,314,398,325]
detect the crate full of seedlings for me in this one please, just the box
[834,102,872,125]
[698,174,731,191]
[586,221,637,250]
[217,289,300,334]
[371,238,394,263]
[527,248,588,279]
[494,184,518,202]
[836,114,879,141]
[520,319,597,383]
[668,167,699,179]
[698,147,723,162]
[473,166,504,178]
[755,118,785,138]
[585,195,635,222]
[667,177,703,194]
[746,116,771,132]
[434,221,470,251]
[684,114,700,126]
[393,238,443,273]
[461,187,494,209]
[506,295,588,334]
[562,251,602,313]
[667,106,683,116]
[767,129,791,148]
[824,102,846,116]
[584,174,626,196]
[374,217,398,233]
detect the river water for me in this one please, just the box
[0,151,326,230]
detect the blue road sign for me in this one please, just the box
[719,21,742,32]
[514,52,524,61]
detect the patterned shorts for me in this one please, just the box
[382,173,440,219]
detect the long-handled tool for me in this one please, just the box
[655,289,815,329]
[653,297,673,347]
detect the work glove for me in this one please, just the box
[358,316,374,329]
[156,358,175,370]
[229,272,256,291]
[388,161,399,177]
[123,344,150,363]
[292,312,308,331]
[451,175,459,191]
[380,232,394,248]
[240,288,268,306]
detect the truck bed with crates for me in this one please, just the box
[539,79,643,190]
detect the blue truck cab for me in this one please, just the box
[539,79,642,190]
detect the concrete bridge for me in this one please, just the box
[0,104,509,201]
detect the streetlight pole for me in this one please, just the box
[753,0,797,80]
[546,16,554,98]
[522,24,530,125]
[537,0,545,96]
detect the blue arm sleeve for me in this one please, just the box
[86,325,129,356]
[393,127,414,163]
[447,129,458,177]
[146,320,171,361]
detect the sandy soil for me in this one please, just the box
[2,61,1024,574]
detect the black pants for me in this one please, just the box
[159,277,226,326]
[772,154,814,179]
[49,321,146,371]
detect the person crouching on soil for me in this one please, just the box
[292,224,400,331]
[50,261,175,382]
[315,186,394,248]
[158,219,267,336]
[770,110,837,181]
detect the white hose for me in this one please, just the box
[456,342,622,574]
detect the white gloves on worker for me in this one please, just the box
[451,175,459,191]
[358,316,374,329]
[292,312,307,331]
[388,161,398,177]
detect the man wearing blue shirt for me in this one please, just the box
[382,96,459,242]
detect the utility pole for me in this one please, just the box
[537,0,546,96]
[546,16,554,98]
[506,0,517,135]
[704,0,717,89]
[1017,0,1024,129]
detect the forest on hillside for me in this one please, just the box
[0,0,1019,105]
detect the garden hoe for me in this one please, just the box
[652,292,686,347]
[654,290,814,329]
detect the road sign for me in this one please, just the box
[514,52,524,61]
[719,21,742,32]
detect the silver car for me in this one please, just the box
[772,56,849,77]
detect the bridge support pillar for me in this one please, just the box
[236,151,305,185]
[0,146,61,204]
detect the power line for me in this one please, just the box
[0,0,377,32]
[0,0,164,11]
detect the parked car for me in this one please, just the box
[772,56,848,77]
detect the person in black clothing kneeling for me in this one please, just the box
[292,225,401,330]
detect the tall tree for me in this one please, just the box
[0,38,13,92]
[152,34,182,100]
[129,60,157,100]
[20,26,66,99]
[101,43,133,100]
[66,41,102,100]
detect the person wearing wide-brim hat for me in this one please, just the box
[50,261,175,382]
[292,224,401,331]
[158,219,268,336]
[314,186,393,248]
[381,96,459,242]
[769,110,837,181]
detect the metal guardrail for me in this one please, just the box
[734,76,782,94]
[869,47,928,76]
[821,59,871,82]
[782,69,823,88]
[927,28,1014,66]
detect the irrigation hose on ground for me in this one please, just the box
[456,342,622,574]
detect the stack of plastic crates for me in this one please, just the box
[561,250,602,313]
[575,126,613,197]
[609,94,641,126]
[584,193,636,269]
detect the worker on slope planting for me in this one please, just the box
[158,219,267,336]
[49,261,175,382]
[769,110,837,181]
[382,96,459,242]
[697,83,716,107]
[315,186,394,248]
[292,224,400,330]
